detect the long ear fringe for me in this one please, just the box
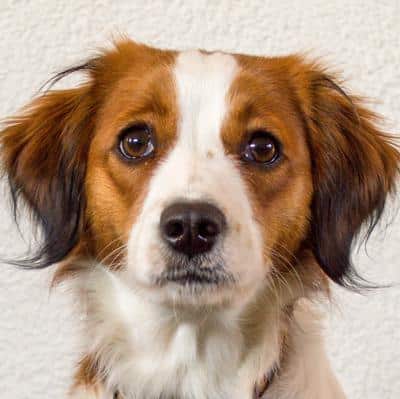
[298,62,400,290]
[2,166,85,269]
[1,63,96,269]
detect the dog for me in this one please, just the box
[1,39,399,399]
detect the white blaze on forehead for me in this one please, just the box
[173,50,238,155]
[137,50,241,209]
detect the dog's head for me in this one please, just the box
[1,40,399,307]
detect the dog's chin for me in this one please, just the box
[159,281,239,308]
[131,256,238,308]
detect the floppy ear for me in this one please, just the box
[1,77,95,268]
[295,63,399,287]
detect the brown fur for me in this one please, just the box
[72,354,103,390]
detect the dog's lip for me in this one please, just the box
[165,269,217,285]
[156,265,235,286]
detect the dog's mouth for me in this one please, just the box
[155,264,235,287]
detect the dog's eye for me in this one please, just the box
[241,131,280,165]
[118,123,155,160]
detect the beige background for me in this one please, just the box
[0,1,399,398]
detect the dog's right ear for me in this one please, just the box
[1,70,95,268]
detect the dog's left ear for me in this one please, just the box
[1,75,95,268]
[293,60,400,288]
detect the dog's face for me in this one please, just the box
[86,49,312,306]
[1,41,398,308]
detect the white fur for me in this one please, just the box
[267,300,347,399]
[75,266,252,398]
[71,266,346,399]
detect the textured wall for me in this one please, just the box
[0,1,399,398]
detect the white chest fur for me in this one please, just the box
[71,266,348,399]
[122,318,242,398]
[76,267,280,399]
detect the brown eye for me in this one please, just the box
[241,131,281,165]
[118,123,155,160]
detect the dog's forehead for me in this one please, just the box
[174,50,238,87]
[172,50,238,150]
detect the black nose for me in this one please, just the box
[160,202,226,257]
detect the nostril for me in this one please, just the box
[160,201,226,257]
[165,220,185,239]
[197,219,220,239]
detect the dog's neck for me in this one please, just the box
[74,266,288,399]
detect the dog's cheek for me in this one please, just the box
[85,151,156,269]
[256,174,313,269]
[241,164,313,275]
